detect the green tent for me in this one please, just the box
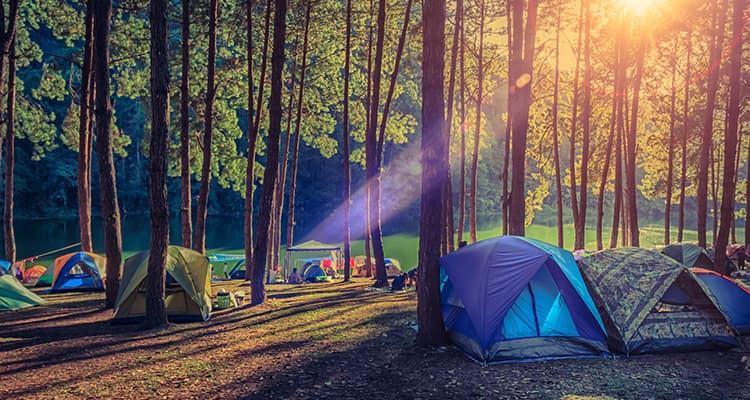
[113,246,212,323]
[0,271,46,311]
[661,243,715,269]
[578,248,737,355]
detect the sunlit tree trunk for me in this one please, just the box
[4,42,16,263]
[664,37,678,245]
[610,16,624,249]
[457,13,467,245]
[469,0,485,243]
[552,0,564,248]
[245,0,274,280]
[597,29,619,250]
[194,0,220,254]
[342,0,352,281]
[711,144,719,245]
[144,0,169,329]
[78,0,95,253]
[180,0,192,249]
[276,49,297,281]
[252,0,287,305]
[678,30,691,243]
[697,0,726,248]
[363,0,375,278]
[577,0,592,250]
[417,0,448,346]
[94,0,123,309]
[367,0,389,286]
[569,0,584,246]
[502,1,512,236]
[716,0,743,272]
[626,38,644,247]
[508,0,538,236]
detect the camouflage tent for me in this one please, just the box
[661,243,714,269]
[577,248,738,355]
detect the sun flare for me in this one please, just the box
[619,0,657,16]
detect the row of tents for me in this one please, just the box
[0,247,212,323]
[440,237,750,364]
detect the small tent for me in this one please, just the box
[577,248,737,355]
[661,243,715,269]
[50,252,106,293]
[113,246,212,323]
[303,264,330,283]
[22,265,47,287]
[691,268,750,335]
[0,268,46,311]
[440,236,609,363]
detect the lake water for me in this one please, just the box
[0,215,248,261]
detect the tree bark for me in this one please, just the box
[367,0,389,287]
[276,48,298,281]
[469,0,485,243]
[4,42,16,263]
[716,0,742,272]
[252,0,287,305]
[569,0,584,246]
[144,0,170,329]
[697,0,726,248]
[577,0,592,250]
[363,0,375,278]
[94,0,123,309]
[678,30,691,243]
[285,0,312,262]
[417,0,448,346]
[194,0,220,254]
[457,12,467,245]
[78,0,95,253]
[597,24,619,250]
[502,1,512,236]
[552,0,563,248]
[245,0,274,280]
[508,0,538,236]
[664,36,678,245]
[626,39,644,247]
[180,0,192,249]
[610,15,624,249]
[343,0,352,281]
[443,0,462,253]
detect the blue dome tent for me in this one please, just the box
[440,236,608,363]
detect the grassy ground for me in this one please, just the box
[1,280,748,400]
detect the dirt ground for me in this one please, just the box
[1,280,748,400]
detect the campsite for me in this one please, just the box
[1,0,750,398]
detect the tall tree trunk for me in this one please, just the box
[568,0,584,245]
[597,31,619,250]
[576,0,592,250]
[508,0,538,236]
[94,0,123,309]
[468,0,485,243]
[716,0,743,272]
[367,0,389,287]
[78,0,95,253]
[664,36,678,245]
[502,0,512,236]
[443,0,462,253]
[552,0,564,248]
[252,0,286,305]
[626,39,645,247]
[4,42,16,263]
[245,0,274,279]
[277,49,298,281]
[194,0,219,254]
[0,0,19,262]
[731,128,742,244]
[144,0,170,329]
[610,18,624,249]
[678,30,691,243]
[417,0,448,346]
[363,0,375,278]
[457,12,467,245]
[711,144,719,244]
[697,0,726,248]
[180,0,192,249]
[342,0,352,281]
[285,0,311,264]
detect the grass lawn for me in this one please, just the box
[1,280,748,399]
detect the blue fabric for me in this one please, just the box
[0,260,10,273]
[440,236,608,362]
[695,272,750,334]
[52,253,104,292]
